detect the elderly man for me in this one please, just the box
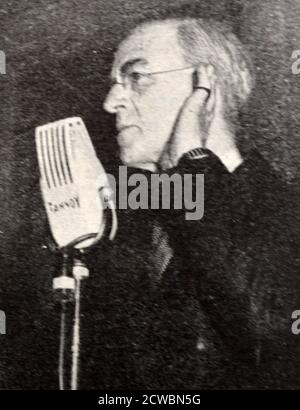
[82,18,300,389]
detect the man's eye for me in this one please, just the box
[128,71,152,87]
[130,72,143,81]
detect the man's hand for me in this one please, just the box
[159,64,217,169]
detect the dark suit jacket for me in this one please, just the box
[1,149,299,389]
[80,149,300,389]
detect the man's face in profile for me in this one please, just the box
[103,23,195,169]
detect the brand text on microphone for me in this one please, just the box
[46,166,205,221]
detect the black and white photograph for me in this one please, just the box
[1,0,300,393]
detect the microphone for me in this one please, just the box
[35,117,118,390]
[35,117,117,250]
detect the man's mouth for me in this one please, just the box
[117,124,139,132]
[117,125,133,132]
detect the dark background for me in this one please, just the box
[0,0,300,388]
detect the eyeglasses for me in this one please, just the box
[112,64,198,91]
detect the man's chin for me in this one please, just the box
[119,149,156,171]
[117,126,140,147]
[119,149,140,168]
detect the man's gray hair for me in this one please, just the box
[176,18,255,122]
[137,17,255,123]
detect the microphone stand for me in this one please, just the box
[53,250,89,391]
[69,197,117,389]
[70,257,89,390]
[52,252,75,391]
[52,199,117,390]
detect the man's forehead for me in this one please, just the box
[112,22,186,74]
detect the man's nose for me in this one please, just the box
[103,83,128,114]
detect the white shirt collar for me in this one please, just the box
[219,148,243,173]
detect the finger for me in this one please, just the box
[194,64,216,147]
[176,65,215,136]
[183,65,212,114]
[205,65,216,113]
[193,86,210,103]
[192,64,216,122]
[195,65,211,97]
[176,89,207,133]
[197,65,217,126]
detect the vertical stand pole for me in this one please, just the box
[70,259,89,390]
